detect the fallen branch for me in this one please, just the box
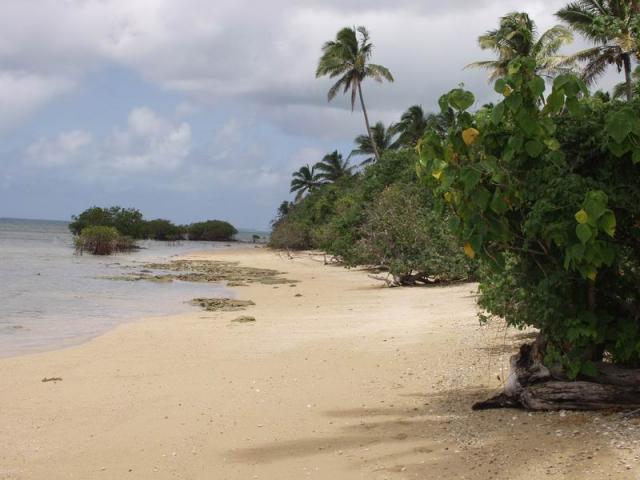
[473,337,640,411]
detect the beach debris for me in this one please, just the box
[231,316,256,323]
[294,293,303,297]
[191,298,255,312]
[41,377,62,383]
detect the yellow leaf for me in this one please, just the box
[575,209,588,224]
[503,85,513,97]
[444,192,453,203]
[587,270,597,281]
[462,128,480,146]
[432,169,443,180]
[464,243,476,259]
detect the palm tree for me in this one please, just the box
[613,65,640,99]
[557,1,639,102]
[316,26,394,164]
[393,105,451,147]
[290,164,320,201]
[467,12,575,81]
[314,151,354,183]
[351,121,397,165]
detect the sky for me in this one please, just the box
[0,0,623,229]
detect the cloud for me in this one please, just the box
[0,71,75,132]
[25,106,190,174]
[26,129,92,167]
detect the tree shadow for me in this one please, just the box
[227,386,621,478]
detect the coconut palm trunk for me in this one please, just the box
[623,53,633,102]
[356,79,380,163]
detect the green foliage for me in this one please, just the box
[271,149,473,284]
[188,220,238,241]
[74,226,135,255]
[69,206,145,238]
[142,219,184,241]
[356,184,472,284]
[419,51,640,373]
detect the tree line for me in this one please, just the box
[272,1,640,404]
[70,206,237,255]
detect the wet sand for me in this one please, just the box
[1,247,638,479]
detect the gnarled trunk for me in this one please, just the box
[473,336,640,411]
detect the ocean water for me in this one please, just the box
[0,218,253,358]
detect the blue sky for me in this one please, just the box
[0,0,622,229]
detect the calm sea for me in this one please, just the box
[0,218,261,357]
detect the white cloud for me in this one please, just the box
[0,0,623,135]
[0,71,75,132]
[25,107,191,173]
[26,129,92,167]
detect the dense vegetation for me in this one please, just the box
[74,226,136,255]
[273,3,640,381]
[70,206,238,253]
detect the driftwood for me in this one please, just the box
[473,336,640,411]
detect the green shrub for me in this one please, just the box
[74,226,135,255]
[188,220,237,241]
[418,55,640,373]
[142,219,184,241]
[69,206,145,238]
[356,184,472,285]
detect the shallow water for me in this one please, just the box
[0,218,246,357]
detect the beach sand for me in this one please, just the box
[1,247,638,479]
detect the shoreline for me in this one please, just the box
[1,247,638,479]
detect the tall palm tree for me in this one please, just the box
[557,1,639,102]
[351,121,397,165]
[316,26,394,164]
[393,105,451,147]
[467,12,575,81]
[314,151,354,183]
[290,164,320,201]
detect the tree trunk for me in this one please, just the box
[623,53,633,103]
[473,336,640,411]
[357,80,381,163]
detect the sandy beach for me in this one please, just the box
[1,247,639,479]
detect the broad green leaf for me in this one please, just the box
[449,89,475,111]
[544,138,561,151]
[525,140,544,157]
[472,187,491,211]
[576,224,592,244]
[583,191,607,220]
[599,211,616,237]
[491,102,505,125]
[460,168,481,191]
[490,191,508,214]
[633,150,640,164]
[528,76,545,97]
[608,140,630,157]
[494,79,506,95]
[438,94,449,114]
[546,90,564,112]
[505,93,523,111]
[607,108,634,144]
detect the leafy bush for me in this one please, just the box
[269,214,314,250]
[142,219,184,241]
[74,226,135,255]
[69,206,145,238]
[418,55,640,374]
[187,220,238,241]
[357,184,472,284]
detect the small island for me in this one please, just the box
[70,206,238,255]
